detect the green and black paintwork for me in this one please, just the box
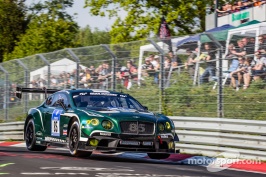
[16,87,179,159]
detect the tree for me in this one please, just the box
[3,0,78,61]
[84,0,212,43]
[0,0,28,62]
[4,14,78,60]
[74,25,111,47]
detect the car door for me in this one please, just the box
[43,93,67,140]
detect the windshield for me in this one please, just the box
[72,92,147,112]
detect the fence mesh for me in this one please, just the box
[1,33,266,122]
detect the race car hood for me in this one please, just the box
[77,107,168,123]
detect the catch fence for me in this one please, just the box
[1,33,266,121]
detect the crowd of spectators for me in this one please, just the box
[183,34,266,90]
[27,33,266,92]
[28,50,185,92]
[30,61,112,91]
[214,0,266,17]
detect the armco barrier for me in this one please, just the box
[169,116,266,161]
[1,118,266,160]
[0,121,24,141]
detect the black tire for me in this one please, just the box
[68,121,92,157]
[25,119,47,151]
[147,153,170,159]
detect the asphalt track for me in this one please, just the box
[0,145,265,177]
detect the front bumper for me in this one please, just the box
[78,132,177,153]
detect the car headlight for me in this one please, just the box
[165,122,171,130]
[158,123,165,132]
[102,120,113,130]
[87,118,99,126]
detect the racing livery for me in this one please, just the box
[16,87,179,159]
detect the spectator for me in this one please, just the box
[50,75,58,88]
[168,51,182,67]
[98,62,111,89]
[251,50,266,81]
[258,35,266,53]
[126,60,138,89]
[185,48,197,78]
[253,0,266,6]
[120,66,131,89]
[164,56,171,70]
[226,43,237,59]
[243,57,253,89]
[232,39,246,57]
[142,57,154,70]
[66,73,75,89]
[199,43,217,84]
[89,68,99,89]
[149,54,158,68]
[242,0,253,8]
[242,37,255,55]
[79,72,87,88]
[230,56,246,89]
[216,2,230,16]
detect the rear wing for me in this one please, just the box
[16,87,59,99]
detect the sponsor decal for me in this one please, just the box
[63,129,67,136]
[51,109,63,137]
[142,141,153,146]
[63,124,68,128]
[79,92,88,96]
[160,134,168,138]
[120,140,140,146]
[90,92,117,96]
[82,125,93,129]
[45,137,66,143]
[100,132,111,136]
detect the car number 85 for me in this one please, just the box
[129,123,145,132]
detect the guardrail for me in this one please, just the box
[0,121,24,141]
[1,118,266,160]
[170,117,266,161]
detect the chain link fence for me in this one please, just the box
[1,32,266,122]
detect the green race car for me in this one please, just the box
[16,87,179,159]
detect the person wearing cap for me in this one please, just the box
[251,50,266,81]
[142,57,154,70]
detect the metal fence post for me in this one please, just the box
[0,65,9,121]
[66,49,80,89]
[147,39,165,113]
[203,33,224,118]
[37,54,51,88]
[16,59,29,113]
[193,41,201,86]
[101,44,117,91]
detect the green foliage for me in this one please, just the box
[3,0,79,61]
[74,26,111,47]
[85,0,211,43]
[4,14,78,60]
[28,0,74,21]
[0,0,28,62]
